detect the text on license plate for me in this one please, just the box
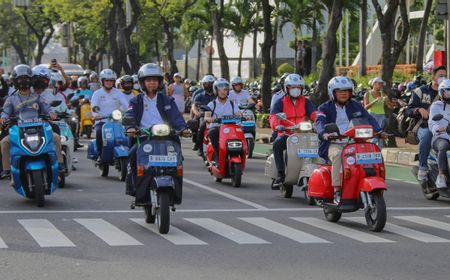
[297,148,319,158]
[149,155,177,166]
[355,152,382,164]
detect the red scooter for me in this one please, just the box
[205,116,247,187]
[308,118,387,232]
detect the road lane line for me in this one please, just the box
[18,219,75,247]
[185,218,270,244]
[240,217,330,244]
[394,216,450,232]
[183,178,268,209]
[0,236,7,248]
[130,218,207,245]
[74,218,142,246]
[345,217,450,243]
[291,217,395,243]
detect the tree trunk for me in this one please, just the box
[359,0,367,76]
[311,18,318,73]
[252,25,258,78]
[185,46,189,78]
[108,4,122,74]
[162,19,179,74]
[271,0,279,77]
[196,37,202,81]
[261,0,273,113]
[211,0,229,79]
[208,36,213,74]
[317,0,344,104]
[155,39,161,65]
[10,40,27,64]
[416,0,432,73]
[238,37,245,77]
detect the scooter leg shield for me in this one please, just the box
[307,166,333,199]
[360,177,387,192]
[87,140,99,160]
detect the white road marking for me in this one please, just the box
[395,216,450,232]
[0,236,7,248]
[345,217,450,243]
[18,219,75,247]
[292,217,395,243]
[130,218,207,245]
[74,218,142,246]
[183,178,268,209]
[240,217,330,244]
[185,218,270,244]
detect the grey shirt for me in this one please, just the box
[1,91,51,119]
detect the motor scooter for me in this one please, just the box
[79,97,93,139]
[54,112,75,188]
[123,116,184,234]
[7,106,60,207]
[308,118,388,232]
[87,107,129,181]
[239,103,256,158]
[205,115,247,187]
[265,113,322,204]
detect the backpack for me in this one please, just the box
[211,100,235,117]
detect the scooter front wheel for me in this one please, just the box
[247,138,254,159]
[364,190,387,232]
[31,170,45,208]
[231,163,242,188]
[157,192,171,234]
[118,158,127,182]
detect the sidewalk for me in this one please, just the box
[255,128,418,167]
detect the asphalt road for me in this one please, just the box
[1,139,450,280]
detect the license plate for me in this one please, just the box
[149,155,177,167]
[297,148,319,158]
[355,152,382,164]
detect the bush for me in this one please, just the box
[277,63,295,76]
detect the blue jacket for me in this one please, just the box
[315,100,382,160]
[125,92,187,132]
[406,84,438,127]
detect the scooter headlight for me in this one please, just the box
[299,122,313,132]
[355,128,373,138]
[151,124,170,136]
[26,135,39,142]
[112,110,122,121]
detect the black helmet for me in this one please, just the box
[120,75,134,86]
[12,64,32,89]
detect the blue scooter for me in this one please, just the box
[123,116,184,234]
[7,107,59,207]
[239,103,256,158]
[87,107,128,180]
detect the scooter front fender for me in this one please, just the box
[229,156,242,164]
[360,177,387,192]
[153,176,175,190]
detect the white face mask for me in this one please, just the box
[438,77,446,86]
[133,83,140,90]
[289,88,302,98]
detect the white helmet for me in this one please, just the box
[99,69,117,82]
[201,75,216,84]
[230,76,243,86]
[327,76,354,101]
[438,78,450,103]
[213,78,230,95]
[1,74,9,82]
[284,74,305,96]
[32,65,51,80]
[77,76,89,88]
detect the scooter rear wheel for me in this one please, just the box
[118,158,127,182]
[144,205,155,224]
[323,207,341,222]
[364,191,387,232]
[280,184,293,198]
[85,125,92,139]
[247,138,254,159]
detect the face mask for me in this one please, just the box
[438,77,446,86]
[33,79,48,90]
[133,84,140,90]
[122,85,133,92]
[289,88,302,98]
[17,80,31,90]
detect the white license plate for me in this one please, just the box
[355,152,382,164]
[149,155,177,163]
[297,148,319,158]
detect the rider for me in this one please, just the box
[229,76,254,106]
[428,79,450,189]
[270,73,290,111]
[315,76,383,204]
[270,74,317,188]
[168,73,189,113]
[88,72,101,92]
[0,64,64,179]
[191,75,217,153]
[205,78,240,164]
[91,69,129,160]
[119,75,139,103]
[124,63,191,195]
[75,76,94,99]
[407,66,447,181]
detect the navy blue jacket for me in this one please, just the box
[125,92,187,132]
[406,84,438,126]
[315,100,382,160]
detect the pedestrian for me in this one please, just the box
[168,73,189,114]
[303,41,312,76]
[296,40,305,76]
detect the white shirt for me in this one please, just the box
[140,94,164,129]
[207,98,238,128]
[335,104,350,143]
[91,87,129,121]
[39,89,68,113]
[228,89,251,106]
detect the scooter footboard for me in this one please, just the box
[114,145,129,158]
[360,177,387,192]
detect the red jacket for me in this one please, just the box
[269,95,317,136]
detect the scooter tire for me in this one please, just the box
[364,191,387,232]
[421,181,439,200]
[144,205,155,224]
[231,163,242,188]
[118,158,127,182]
[31,170,45,208]
[323,208,341,223]
[58,173,65,188]
[99,164,109,177]
[280,184,293,198]
[304,188,316,205]
[215,177,222,182]
[247,138,254,159]
[85,125,92,139]
[157,192,170,234]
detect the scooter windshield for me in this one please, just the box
[18,108,40,123]
[348,117,370,128]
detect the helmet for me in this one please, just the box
[189,86,199,93]
[89,72,98,81]
[438,79,450,103]
[201,75,216,84]
[32,65,51,80]
[173,72,182,79]
[406,81,416,92]
[120,75,134,85]
[230,76,243,86]
[1,74,9,82]
[213,78,230,95]
[99,69,117,82]
[283,74,305,94]
[83,70,92,77]
[327,76,354,101]
[137,63,164,90]
[12,64,33,89]
[77,76,89,88]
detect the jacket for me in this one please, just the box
[406,84,438,127]
[428,100,450,143]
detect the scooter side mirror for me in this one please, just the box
[49,100,62,107]
[122,116,137,126]
[324,123,340,134]
[432,114,444,121]
[199,105,212,112]
[92,106,100,113]
[78,95,85,99]
[66,93,75,100]
[276,113,287,120]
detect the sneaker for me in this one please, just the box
[272,176,284,190]
[75,143,84,148]
[192,144,199,151]
[333,191,341,205]
[417,169,428,181]
[436,175,447,189]
[1,170,11,179]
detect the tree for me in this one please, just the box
[210,0,229,79]
[261,0,273,112]
[360,0,367,76]
[416,0,433,73]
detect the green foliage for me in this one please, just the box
[277,63,294,76]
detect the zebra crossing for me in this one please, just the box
[2,215,450,249]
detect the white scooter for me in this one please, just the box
[264,113,322,204]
